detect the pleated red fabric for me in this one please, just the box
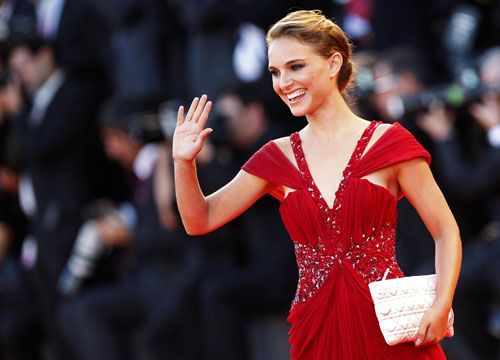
[242,121,446,359]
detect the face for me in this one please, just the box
[268,37,339,117]
[216,94,264,147]
[8,47,52,94]
[101,127,140,169]
[371,61,422,122]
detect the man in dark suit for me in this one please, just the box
[7,32,102,359]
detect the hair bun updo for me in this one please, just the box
[266,10,356,94]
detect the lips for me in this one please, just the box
[286,89,307,103]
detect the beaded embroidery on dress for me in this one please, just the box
[242,121,447,360]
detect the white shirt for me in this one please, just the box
[19,70,65,217]
[133,143,159,181]
[29,69,65,126]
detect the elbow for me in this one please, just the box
[179,206,217,236]
[185,228,211,236]
[185,227,203,236]
[182,221,211,236]
[182,222,199,236]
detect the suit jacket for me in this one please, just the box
[49,0,109,82]
[14,76,100,279]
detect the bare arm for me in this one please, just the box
[396,158,462,347]
[172,95,271,235]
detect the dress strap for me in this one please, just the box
[351,121,381,166]
[290,132,307,182]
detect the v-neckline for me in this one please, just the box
[293,121,378,211]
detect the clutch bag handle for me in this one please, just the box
[382,268,390,281]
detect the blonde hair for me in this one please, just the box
[267,10,356,94]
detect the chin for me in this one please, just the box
[284,95,314,117]
[286,102,310,117]
[289,108,307,117]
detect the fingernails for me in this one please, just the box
[415,338,422,346]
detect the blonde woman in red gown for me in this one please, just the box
[172,10,462,360]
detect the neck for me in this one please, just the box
[303,90,364,144]
[34,66,59,93]
[44,67,58,83]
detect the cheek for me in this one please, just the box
[272,78,281,95]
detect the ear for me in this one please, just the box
[328,52,343,79]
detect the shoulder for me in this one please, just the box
[363,122,393,155]
[243,134,299,173]
[272,136,292,155]
[354,121,431,176]
[371,122,393,141]
[369,122,420,148]
[55,78,87,103]
[271,135,298,167]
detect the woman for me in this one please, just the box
[173,10,461,360]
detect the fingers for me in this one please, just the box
[192,94,208,123]
[415,321,429,347]
[184,95,210,124]
[198,100,212,128]
[415,324,445,347]
[194,128,213,147]
[185,97,200,122]
[177,105,184,126]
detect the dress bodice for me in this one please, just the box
[241,121,444,360]
[283,122,403,306]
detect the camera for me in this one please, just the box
[386,82,500,121]
[57,219,106,297]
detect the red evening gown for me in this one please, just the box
[242,121,447,359]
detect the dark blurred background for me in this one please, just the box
[0,0,499,359]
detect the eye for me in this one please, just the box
[291,64,304,71]
[269,69,280,77]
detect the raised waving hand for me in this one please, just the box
[172,95,213,163]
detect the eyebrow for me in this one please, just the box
[268,58,305,70]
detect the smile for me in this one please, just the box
[287,89,307,102]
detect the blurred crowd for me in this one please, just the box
[0,0,499,359]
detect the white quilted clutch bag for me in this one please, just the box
[368,269,454,346]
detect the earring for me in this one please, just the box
[330,72,336,78]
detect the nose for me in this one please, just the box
[279,71,293,91]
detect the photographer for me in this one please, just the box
[58,100,198,360]
[416,47,500,360]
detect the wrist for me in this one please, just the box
[173,157,196,167]
[434,298,453,313]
